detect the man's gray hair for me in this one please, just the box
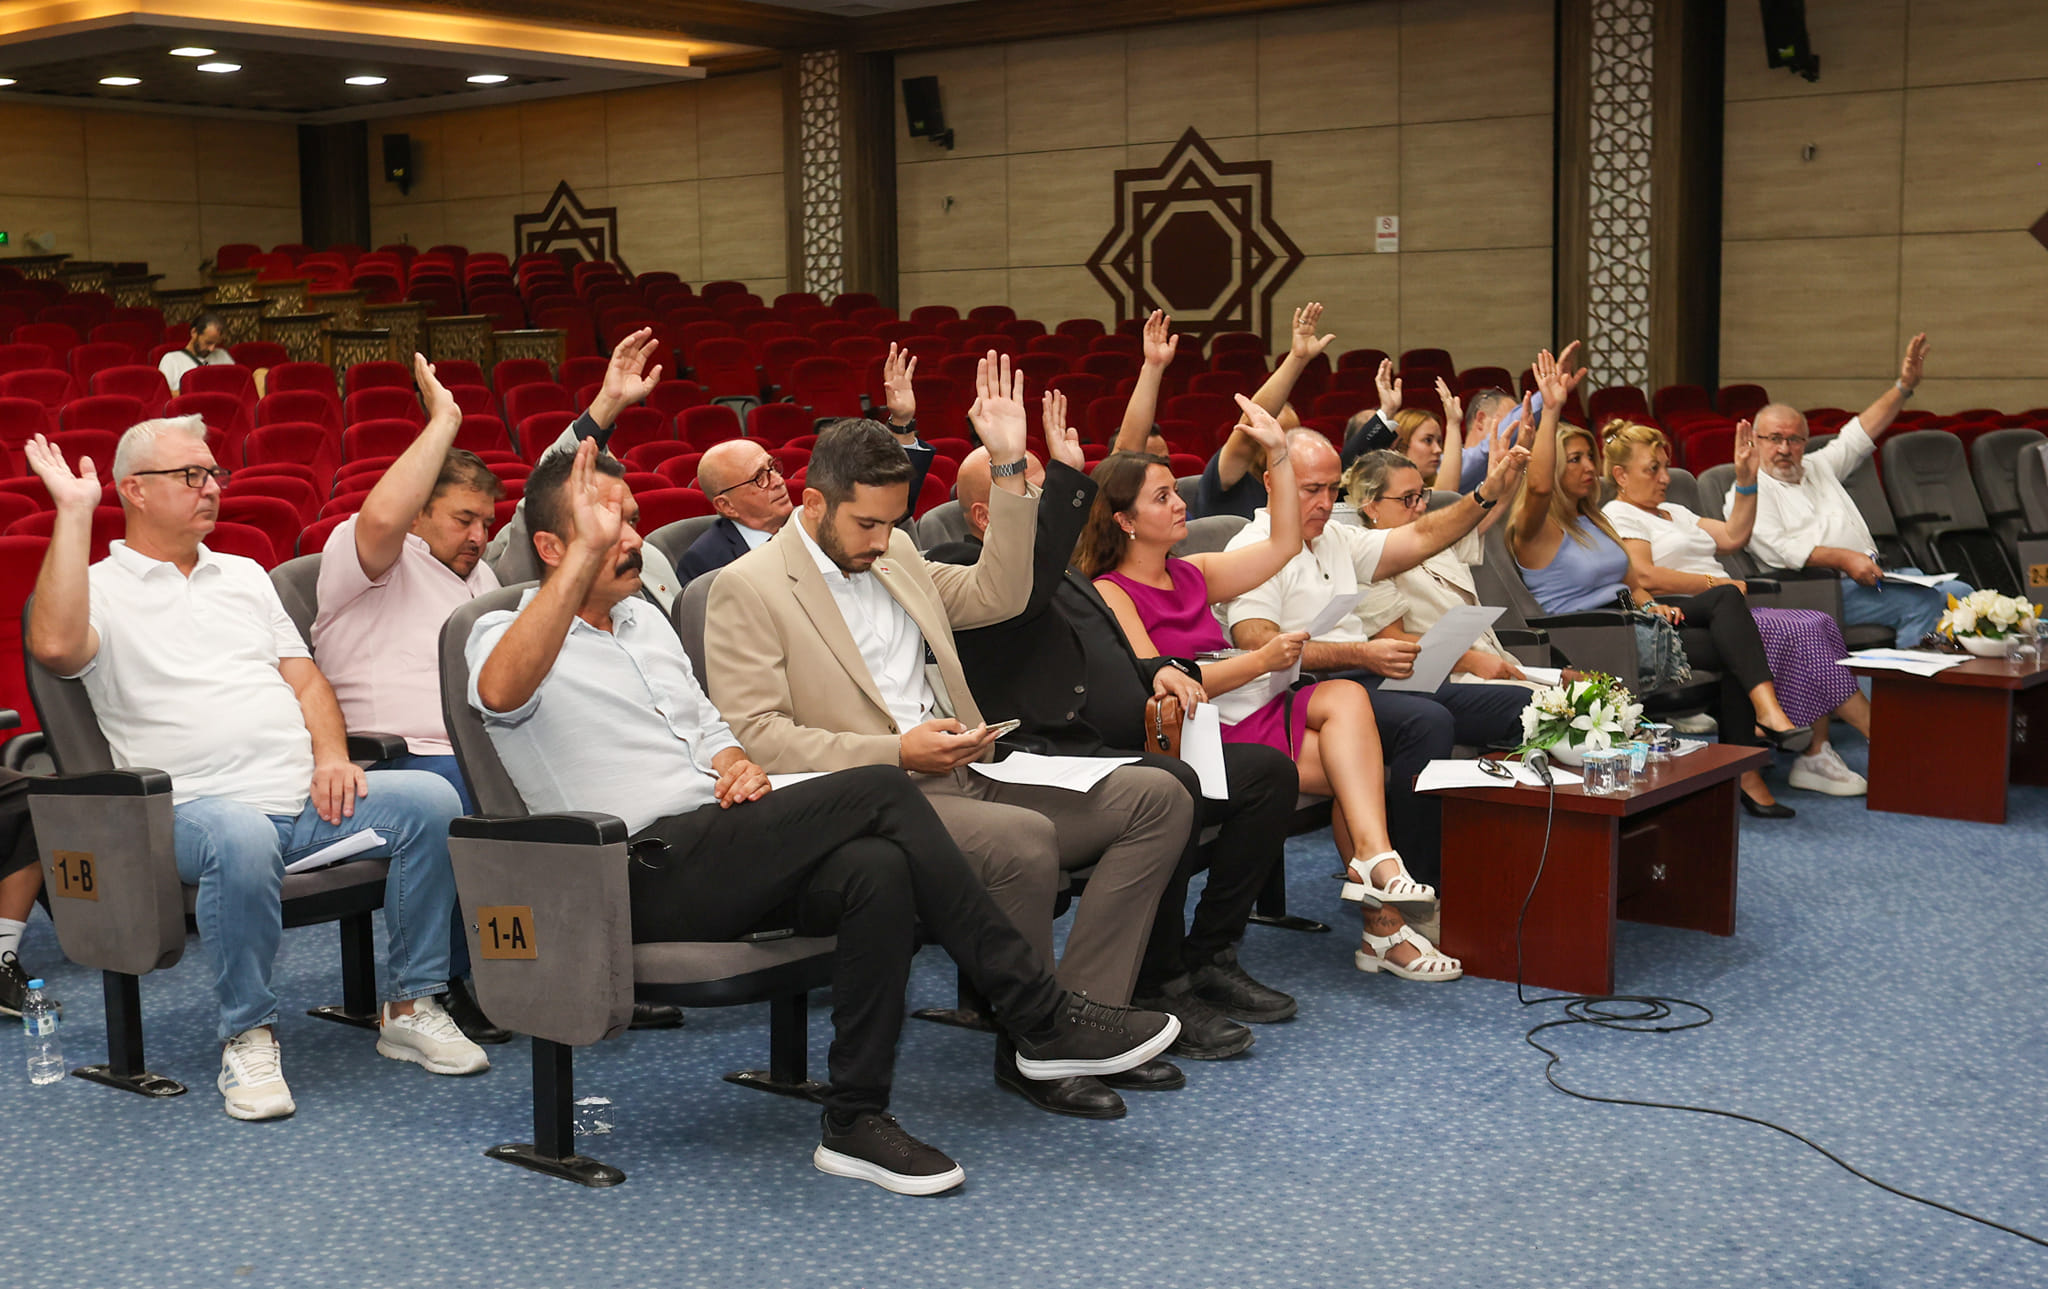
[112,415,209,481]
[1753,403,1807,436]
[1466,388,1515,431]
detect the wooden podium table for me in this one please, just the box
[1845,656,2048,824]
[1435,744,1768,996]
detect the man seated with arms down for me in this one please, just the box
[1222,423,1534,922]
[1742,333,1970,649]
[706,356,1192,1121]
[928,389,1302,1066]
[467,440,1178,1195]
[24,422,486,1123]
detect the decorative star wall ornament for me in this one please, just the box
[514,181,630,275]
[1087,128,1304,345]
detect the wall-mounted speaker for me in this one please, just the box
[902,76,954,150]
[382,133,414,195]
[1758,0,1819,82]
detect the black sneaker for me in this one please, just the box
[1136,978,1253,1060]
[813,1111,965,1195]
[630,1001,685,1029]
[442,977,513,1045]
[1187,947,1298,1023]
[1011,993,1180,1081]
[0,951,26,1018]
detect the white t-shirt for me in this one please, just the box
[1220,508,1391,645]
[72,541,315,815]
[158,346,235,392]
[1602,500,1722,577]
[1742,417,1879,571]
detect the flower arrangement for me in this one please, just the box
[1939,590,2038,657]
[1517,673,1645,765]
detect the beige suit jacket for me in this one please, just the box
[704,483,1040,773]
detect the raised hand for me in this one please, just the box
[1899,331,1930,390]
[1434,376,1463,434]
[1511,391,1538,448]
[882,342,918,424]
[1290,302,1334,363]
[1041,389,1084,472]
[1141,309,1179,369]
[1374,357,1402,421]
[413,351,457,425]
[1481,425,1532,501]
[1533,343,1587,405]
[600,327,664,409]
[1231,393,1287,456]
[22,434,102,513]
[967,351,1028,461]
[565,439,624,556]
[1732,418,1758,485]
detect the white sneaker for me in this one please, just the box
[1670,712,1718,734]
[377,996,491,1075]
[1787,744,1868,797]
[219,1028,296,1121]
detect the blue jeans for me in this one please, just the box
[374,753,475,980]
[171,770,463,1041]
[1839,567,1972,647]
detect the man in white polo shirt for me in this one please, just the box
[157,311,236,392]
[24,418,487,1123]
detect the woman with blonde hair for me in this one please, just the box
[1077,399,1461,982]
[1599,419,1871,799]
[1508,344,1809,816]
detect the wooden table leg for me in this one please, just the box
[1866,676,2013,823]
[1617,777,1738,936]
[1440,798,1618,996]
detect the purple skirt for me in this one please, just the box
[1223,682,1319,758]
[1751,607,1858,727]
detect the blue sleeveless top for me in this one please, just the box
[1519,515,1631,613]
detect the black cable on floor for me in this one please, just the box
[1510,775,2048,1250]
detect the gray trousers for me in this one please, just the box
[917,763,1190,1006]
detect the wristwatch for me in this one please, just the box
[1894,380,1914,400]
[1471,487,1497,510]
[990,457,1028,479]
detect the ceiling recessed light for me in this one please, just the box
[0,79,16,88]
[345,75,386,86]
[99,76,140,86]
[169,46,215,57]
[196,62,240,74]
[466,73,508,85]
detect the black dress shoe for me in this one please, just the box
[442,977,512,1045]
[1100,1058,1185,1091]
[1186,947,1297,1023]
[1740,791,1796,819]
[1135,978,1254,1060]
[630,1001,685,1029]
[994,1039,1125,1118]
[1760,724,1815,754]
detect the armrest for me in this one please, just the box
[27,768,174,797]
[1495,627,1550,646]
[450,812,627,845]
[1758,566,1839,582]
[1528,610,1635,629]
[1893,511,1947,526]
[346,731,407,762]
[0,709,17,732]
[1744,579,1780,594]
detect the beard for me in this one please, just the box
[1765,460,1803,485]
[816,510,880,573]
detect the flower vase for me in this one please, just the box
[1546,742,1586,768]
[1956,635,2007,658]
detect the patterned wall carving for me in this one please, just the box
[514,182,629,276]
[1087,128,1303,345]
[1585,0,1655,393]
[798,50,845,302]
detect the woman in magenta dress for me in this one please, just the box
[1077,397,1460,983]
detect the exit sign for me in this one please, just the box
[0,232,10,246]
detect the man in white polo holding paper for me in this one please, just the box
[1219,426,1533,899]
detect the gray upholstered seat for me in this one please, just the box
[1972,428,2046,556]
[1172,514,1247,556]
[1881,430,2020,595]
[644,515,719,573]
[914,499,968,550]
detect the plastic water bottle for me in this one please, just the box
[22,979,63,1086]
[572,1095,613,1136]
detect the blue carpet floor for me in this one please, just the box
[8,736,2048,1288]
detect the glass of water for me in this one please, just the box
[1643,723,1674,762]
[1582,750,1623,795]
[2005,619,2041,667]
[1623,740,1650,780]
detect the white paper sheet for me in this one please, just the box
[1181,703,1230,800]
[1837,648,1970,677]
[285,829,384,874]
[969,753,1138,794]
[767,772,829,791]
[1881,571,1959,589]
[1380,604,1507,693]
[1304,591,1362,640]
[1516,665,1565,686]
[1670,738,1708,757]
[1414,758,1582,792]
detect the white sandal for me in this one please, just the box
[1339,851,1437,910]
[1353,926,1463,982]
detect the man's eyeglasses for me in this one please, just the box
[130,466,230,489]
[714,463,784,497]
[1755,433,1806,449]
[1385,488,1432,509]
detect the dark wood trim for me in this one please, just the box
[1649,0,1725,392]
[424,0,846,50]
[1552,0,1591,352]
[841,0,1356,54]
[840,52,899,309]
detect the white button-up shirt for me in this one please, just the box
[1741,416,1879,571]
[795,518,937,732]
[465,590,742,834]
[72,541,315,815]
[1221,508,1391,645]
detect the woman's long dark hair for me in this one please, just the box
[1072,451,1169,577]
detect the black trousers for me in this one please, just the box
[628,765,1064,1116]
[1666,585,1772,748]
[1128,743,1298,995]
[0,768,36,883]
[1324,673,1530,888]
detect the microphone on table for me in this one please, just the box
[1523,747,1554,787]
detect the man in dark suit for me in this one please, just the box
[926,401,1302,1066]
[678,438,794,582]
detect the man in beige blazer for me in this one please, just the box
[706,357,1192,1120]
